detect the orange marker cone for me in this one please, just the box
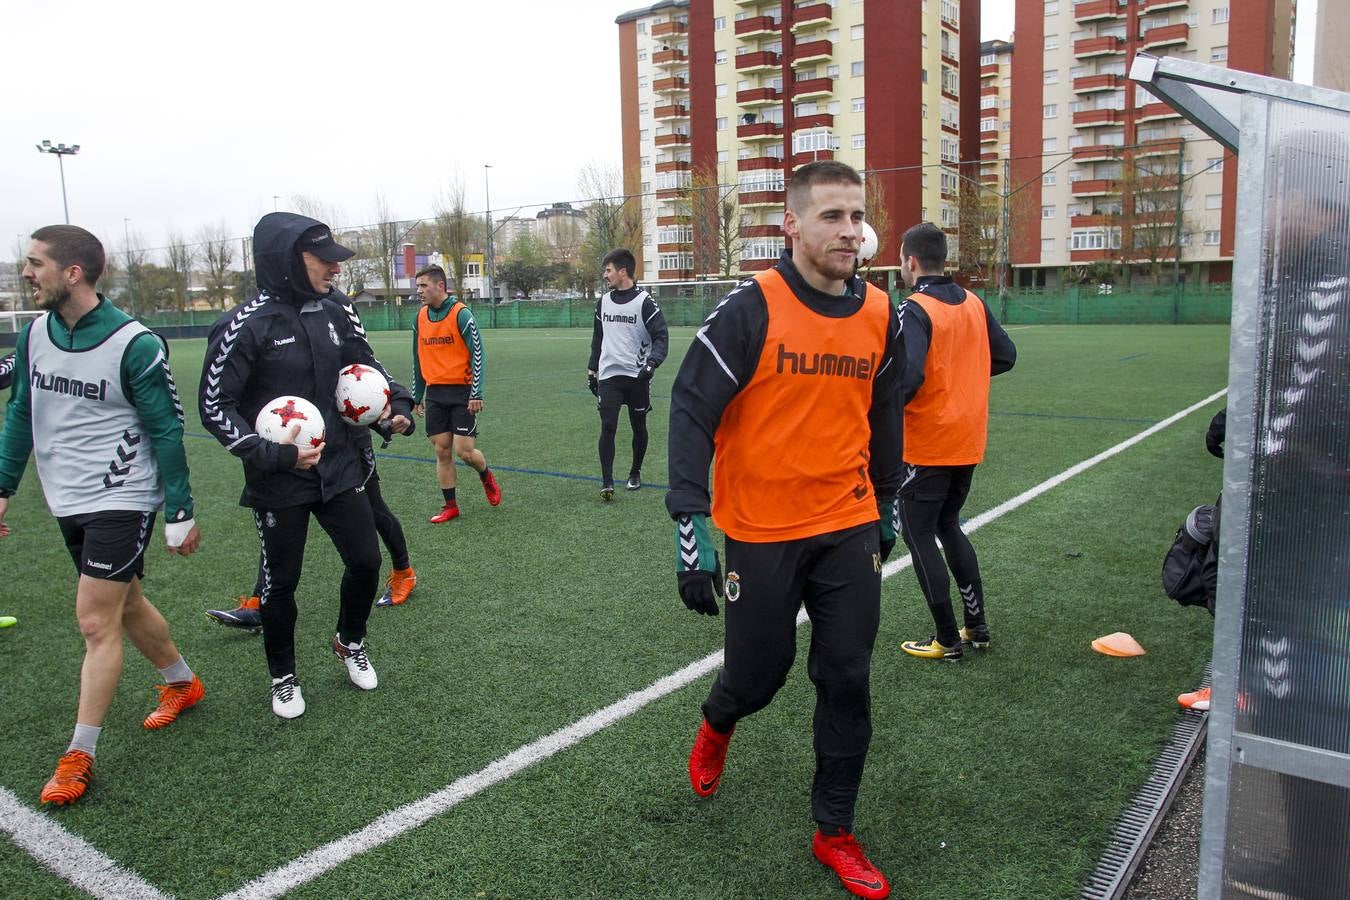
[1091,632,1146,657]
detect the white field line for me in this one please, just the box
[5,388,1225,900]
[0,788,173,900]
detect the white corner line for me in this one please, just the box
[0,787,173,900]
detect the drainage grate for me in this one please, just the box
[1080,667,1211,900]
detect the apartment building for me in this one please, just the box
[1313,0,1349,93]
[1008,0,1294,286]
[978,38,1014,192]
[617,0,980,281]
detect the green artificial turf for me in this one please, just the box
[0,323,1227,898]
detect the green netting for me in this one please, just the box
[976,286,1231,325]
[128,285,1231,331]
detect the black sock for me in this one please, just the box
[479,467,492,482]
[817,823,847,837]
[442,488,456,504]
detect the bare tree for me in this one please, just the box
[370,194,403,301]
[198,221,235,308]
[863,173,895,269]
[684,166,743,278]
[1120,145,1190,285]
[119,231,149,316]
[431,179,481,301]
[164,231,195,312]
[289,194,347,229]
[578,162,644,270]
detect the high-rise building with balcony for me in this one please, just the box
[1008,0,1294,286]
[617,0,980,281]
[978,39,1014,192]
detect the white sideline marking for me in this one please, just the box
[5,388,1226,900]
[0,788,172,900]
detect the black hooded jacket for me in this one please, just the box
[199,212,411,508]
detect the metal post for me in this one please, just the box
[57,154,70,224]
[484,165,495,304]
[1000,157,1012,322]
[1172,138,1186,323]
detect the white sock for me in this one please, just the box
[69,723,101,756]
[158,655,193,684]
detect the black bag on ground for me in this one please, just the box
[1162,503,1219,610]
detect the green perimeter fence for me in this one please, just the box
[121,284,1232,332]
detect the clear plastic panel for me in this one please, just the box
[1231,98,1350,756]
[1221,763,1350,898]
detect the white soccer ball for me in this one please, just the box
[255,396,327,448]
[859,222,879,267]
[335,364,391,426]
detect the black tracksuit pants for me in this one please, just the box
[251,466,409,597]
[702,521,881,832]
[898,463,985,646]
[252,488,382,679]
[597,376,650,485]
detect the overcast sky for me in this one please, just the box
[1,0,1318,260]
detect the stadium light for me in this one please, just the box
[35,139,80,224]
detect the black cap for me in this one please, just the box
[298,225,355,262]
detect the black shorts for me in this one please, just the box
[898,463,976,503]
[597,376,651,415]
[426,386,477,438]
[58,510,156,582]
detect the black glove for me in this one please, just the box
[1205,409,1226,459]
[878,495,899,562]
[587,373,599,396]
[372,417,415,449]
[637,364,655,382]
[676,513,722,616]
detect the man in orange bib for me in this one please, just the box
[894,223,1017,662]
[411,265,501,522]
[666,162,903,899]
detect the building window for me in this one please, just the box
[1207,156,1224,174]
[981,116,999,132]
[1041,238,1056,253]
[638,51,647,62]
[1045,0,1059,14]
[826,64,840,79]
[852,61,865,76]
[852,133,865,149]
[1042,205,1056,219]
[717,150,728,164]
[1043,137,1058,153]
[717,83,728,97]
[941,66,959,95]
[638,76,648,88]
[1043,104,1058,118]
[1210,46,1228,62]
[827,100,840,114]
[851,24,864,40]
[639,103,649,116]
[637,22,646,34]
[716,117,728,131]
[639,129,649,140]
[713,16,726,30]
[641,181,651,194]
[715,50,727,64]
[1212,7,1229,24]
[1070,228,1121,251]
[1044,34,1058,50]
[852,97,865,112]
[940,136,959,162]
[1204,193,1221,209]
[1044,69,1059,85]
[1043,171,1057,186]
[640,156,650,168]
[1205,230,1221,245]
[981,95,998,109]
[738,170,786,192]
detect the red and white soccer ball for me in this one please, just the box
[859,222,879,267]
[256,396,327,448]
[335,364,390,427]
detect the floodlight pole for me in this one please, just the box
[36,140,80,224]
